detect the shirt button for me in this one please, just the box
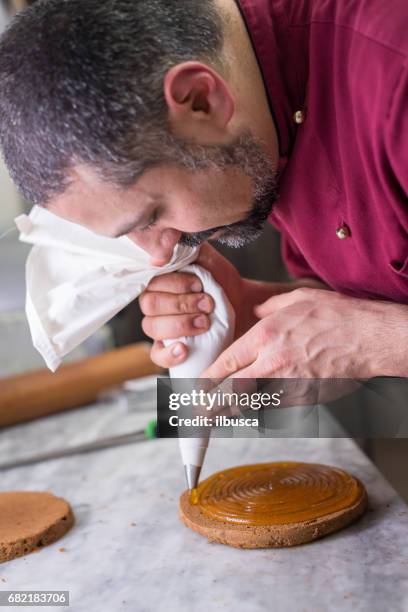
[293,109,305,124]
[336,224,351,239]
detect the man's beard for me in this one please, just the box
[168,131,279,248]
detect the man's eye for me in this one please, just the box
[139,211,158,232]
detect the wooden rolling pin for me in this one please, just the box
[0,342,162,428]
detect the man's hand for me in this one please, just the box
[200,288,408,380]
[139,243,245,368]
[139,242,326,369]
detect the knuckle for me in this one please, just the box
[294,287,311,298]
[222,354,239,374]
[178,295,191,314]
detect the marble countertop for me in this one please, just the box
[0,389,407,612]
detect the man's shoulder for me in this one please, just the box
[281,0,407,57]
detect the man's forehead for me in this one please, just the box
[71,163,157,203]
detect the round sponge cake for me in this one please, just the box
[0,491,74,563]
[179,461,367,548]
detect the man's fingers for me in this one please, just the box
[145,272,202,294]
[150,340,188,368]
[200,334,258,379]
[142,313,210,340]
[139,290,214,316]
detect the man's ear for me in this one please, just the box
[163,61,235,143]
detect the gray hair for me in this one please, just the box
[0,0,224,204]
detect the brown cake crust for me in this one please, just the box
[0,491,75,563]
[179,462,368,549]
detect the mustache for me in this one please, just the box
[178,213,265,248]
[179,224,227,247]
[179,179,278,249]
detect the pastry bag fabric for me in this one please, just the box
[14,205,235,375]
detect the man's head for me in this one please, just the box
[0,0,279,263]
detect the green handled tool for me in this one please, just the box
[0,419,157,471]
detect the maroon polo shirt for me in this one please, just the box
[237,0,408,303]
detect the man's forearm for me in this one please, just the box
[243,279,408,379]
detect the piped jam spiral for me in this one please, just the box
[191,462,364,526]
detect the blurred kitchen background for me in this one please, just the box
[0,0,406,501]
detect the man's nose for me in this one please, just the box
[126,227,182,266]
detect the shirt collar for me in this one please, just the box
[235,0,308,159]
